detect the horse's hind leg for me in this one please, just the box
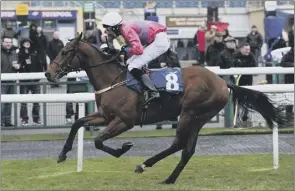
[135,110,194,173]
[161,109,222,184]
[94,117,134,158]
[57,111,107,163]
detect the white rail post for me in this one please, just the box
[273,123,279,169]
[77,103,85,172]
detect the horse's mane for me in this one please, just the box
[80,40,120,63]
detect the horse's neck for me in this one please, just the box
[84,61,124,91]
[80,42,124,91]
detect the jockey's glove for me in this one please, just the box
[121,45,131,53]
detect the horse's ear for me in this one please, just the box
[78,32,83,41]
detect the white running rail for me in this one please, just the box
[1,67,294,81]
[2,84,293,171]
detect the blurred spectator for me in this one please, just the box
[84,27,103,48]
[92,26,103,47]
[36,27,48,71]
[65,78,76,124]
[218,36,237,84]
[246,25,263,64]
[265,35,287,84]
[1,21,17,39]
[205,25,217,50]
[1,37,19,127]
[267,35,287,51]
[233,43,257,124]
[47,31,64,62]
[177,40,184,48]
[222,29,230,41]
[193,25,206,66]
[29,23,38,52]
[205,32,225,66]
[1,21,19,50]
[288,25,294,48]
[17,38,41,125]
[47,31,64,88]
[280,47,294,122]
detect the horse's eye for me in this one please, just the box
[61,51,66,55]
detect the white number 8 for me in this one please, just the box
[165,73,179,91]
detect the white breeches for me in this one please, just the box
[127,32,170,71]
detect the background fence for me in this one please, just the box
[1,66,294,130]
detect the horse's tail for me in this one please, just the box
[227,83,289,129]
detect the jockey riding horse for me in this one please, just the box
[101,12,171,104]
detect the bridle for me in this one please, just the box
[53,37,128,94]
[54,39,122,75]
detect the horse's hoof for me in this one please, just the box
[57,155,67,163]
[159,179,175,184]
[122,142,133,152]
[134,165,145,173]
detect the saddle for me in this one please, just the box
[99,45,183,127]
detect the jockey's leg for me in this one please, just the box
[129,68,160,104]
[127,32,170,104]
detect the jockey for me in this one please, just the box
[101,12,171,104]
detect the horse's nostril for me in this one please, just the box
[45,72,51,78]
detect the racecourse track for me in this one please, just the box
[1,134,293,160]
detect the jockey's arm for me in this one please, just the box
[121,26,144,56]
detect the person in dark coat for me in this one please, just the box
[1,21,17,39]
[218,36,237,84]
[265,35,287,83]
[84,27,103,46]
[36,27,48,71]
[1,21,19,50]
[47,31,64,88]
[267,35,287,51]
[205,32,225,66]
[47,31,64,62]
[29,23,38,52]
[280,48,294,122]
[246,25,263,64]
[288,25,294,48]
[233,42,257,123]
[222,29,230,41]
[18,38,41,125]
[1,37,19,127]
[233,43,257,84]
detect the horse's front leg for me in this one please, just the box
[94,117,134,158]
[57,111,107,163]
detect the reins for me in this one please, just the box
[76,40,129,94]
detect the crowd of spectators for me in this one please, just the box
[0,21,107,128]
[0,22,71,127]
[192,23,294,126]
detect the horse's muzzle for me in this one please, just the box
[45,72,51,79]
[45,72,55,82]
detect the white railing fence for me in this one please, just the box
[1,93,93,172]
[2,83,293,172]
[1,66,294,81]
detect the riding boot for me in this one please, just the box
[140,73,160,104]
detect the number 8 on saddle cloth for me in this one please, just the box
[126,67,184,94]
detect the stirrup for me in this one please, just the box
[143,91,160,106]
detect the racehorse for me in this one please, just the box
[45,33,288,184]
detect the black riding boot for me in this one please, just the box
[141,74,160,104]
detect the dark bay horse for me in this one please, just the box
[45,33,287,184]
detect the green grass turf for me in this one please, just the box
[1,154,293,190]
